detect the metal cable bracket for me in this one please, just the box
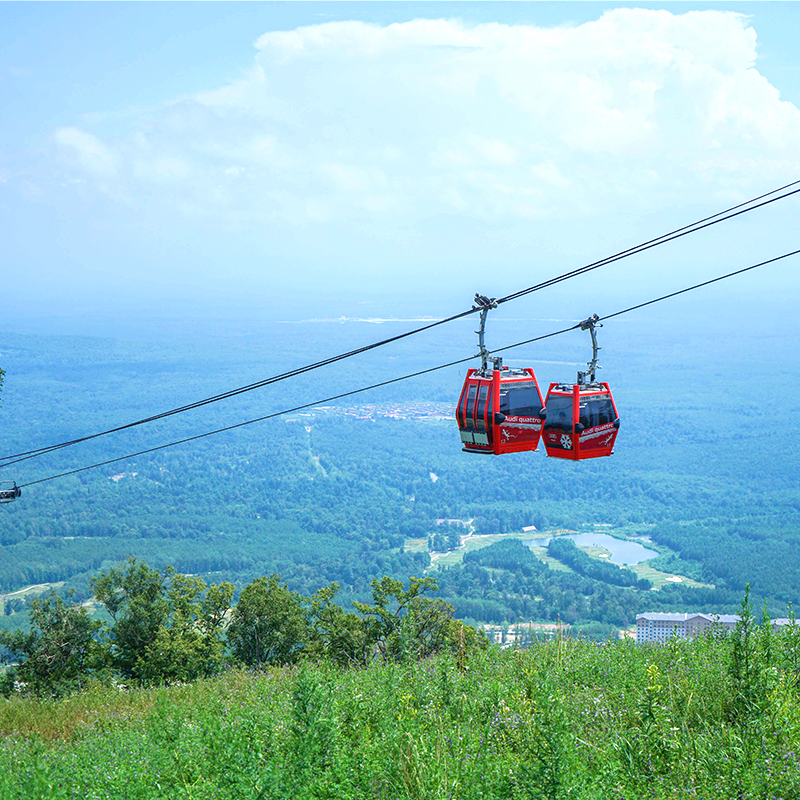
[577,313,602,385]
[473,294,499,373]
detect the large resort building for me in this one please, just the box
[636,613,739,643]
[636,612,799,643]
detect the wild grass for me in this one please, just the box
[2,634,800,799]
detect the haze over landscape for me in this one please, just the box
[2,4,800,798]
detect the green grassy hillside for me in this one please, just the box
[2,623,799,800]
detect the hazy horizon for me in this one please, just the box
[2,2,799,334]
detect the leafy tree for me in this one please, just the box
[92,559,234,684]
[354,575,443,663]
[91,557,168,681]
[139,569,234,684]
[307,582,370,667]
[228,574,311,667]
[396,596,459,662]
[0,590,104,697]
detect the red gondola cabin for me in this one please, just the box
[456,366,545,455]
[541,382,619,460]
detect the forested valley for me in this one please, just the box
[1,308,799,641]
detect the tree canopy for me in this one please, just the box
[2,559,484,697]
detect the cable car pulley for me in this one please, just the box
[577,314,602,386]
[473,293,501,374]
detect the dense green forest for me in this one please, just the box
[1,310,799,634]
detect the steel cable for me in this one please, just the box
[3,178,799,468]
[17,246,800,490]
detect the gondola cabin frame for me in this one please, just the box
[0,482,21,504]
[542,382,619,460]
[456,367,545,455]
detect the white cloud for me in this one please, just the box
[322,163,375,193]
[54,127,117,176]
[133,156,192,183]
[531,161,571,189]
[45,10,800,229]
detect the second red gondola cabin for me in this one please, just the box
[541,382,619,460]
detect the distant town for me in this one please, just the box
[296,401,453,422]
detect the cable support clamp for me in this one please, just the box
[472,293,498,311]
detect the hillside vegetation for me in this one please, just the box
[2,603,799,800]
[1,559,481,698]
[2,319,800,797]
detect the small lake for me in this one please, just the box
[524,532,659,565]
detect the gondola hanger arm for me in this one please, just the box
[472,294,500,373]
[577,313,602,385]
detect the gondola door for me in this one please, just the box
[575,386,619,458]
[493,369,545,454]
[542,384,578,458]
[456,371,495,454]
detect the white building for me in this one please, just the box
[636,612,739,644]
[771,618,800,632]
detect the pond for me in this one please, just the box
[524,532,659,566]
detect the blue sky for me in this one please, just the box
[2,2,799,327]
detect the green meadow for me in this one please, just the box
[3,620,799,800]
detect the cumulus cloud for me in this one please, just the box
[46,10,800,228]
